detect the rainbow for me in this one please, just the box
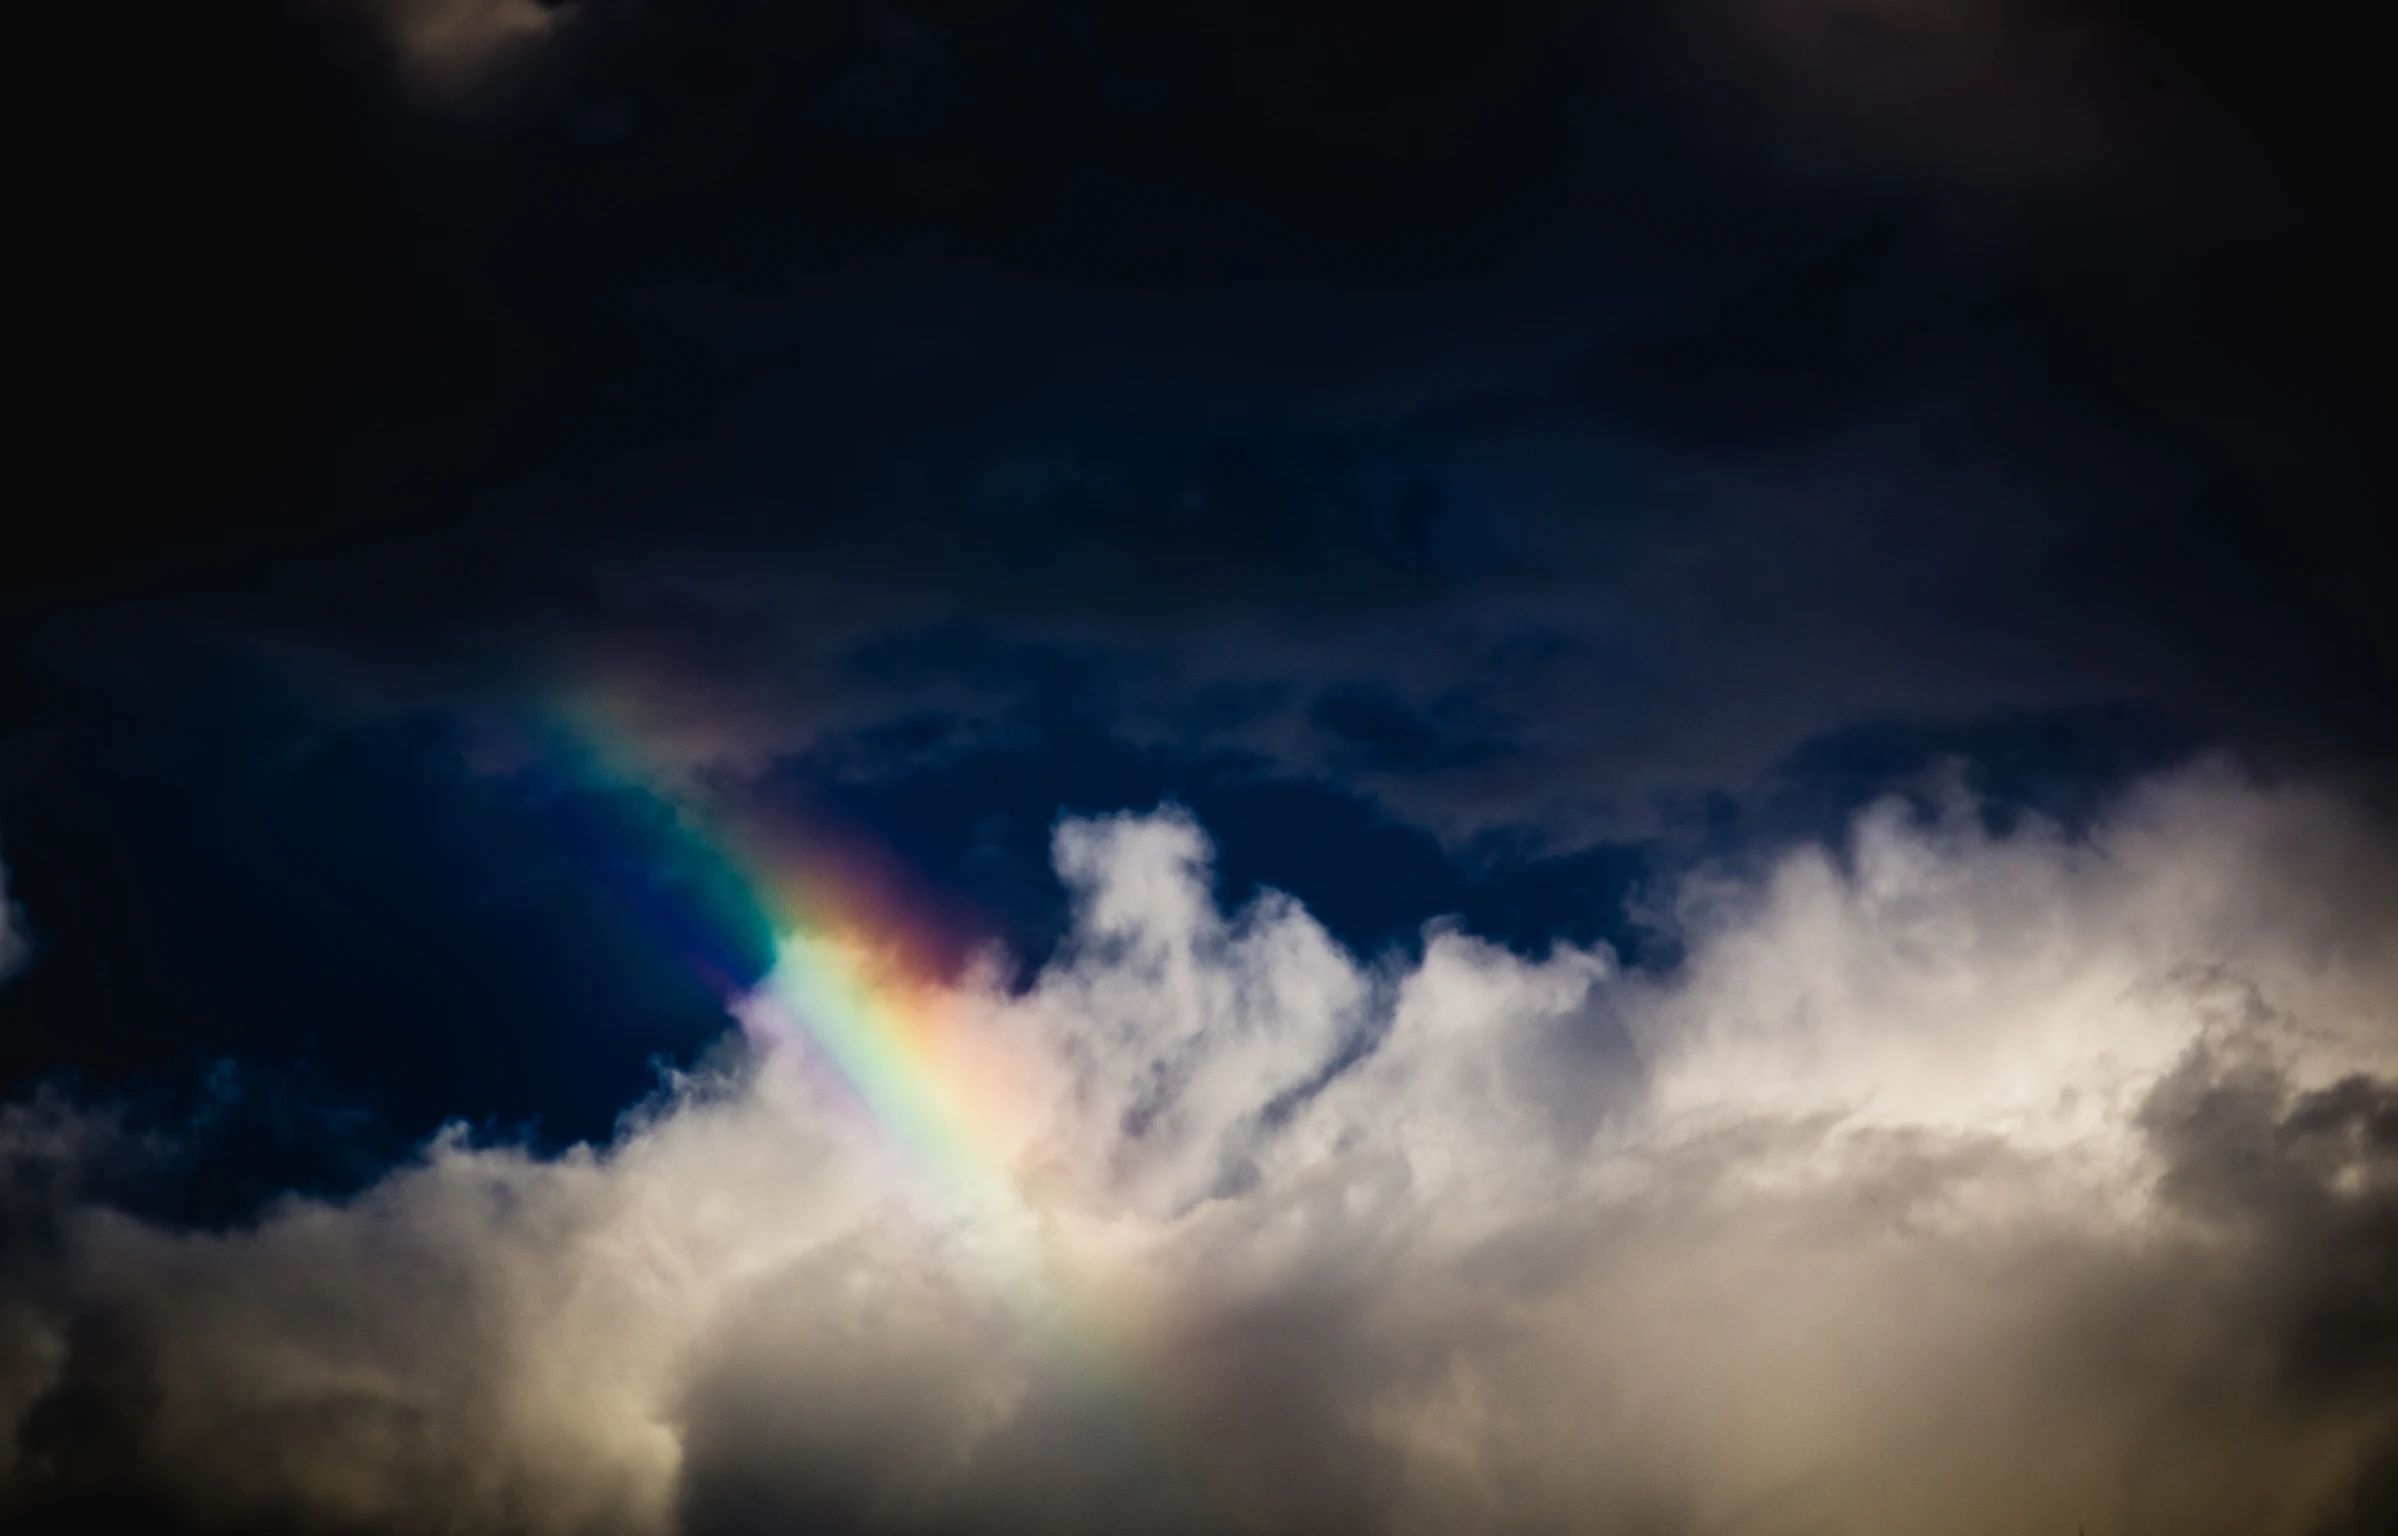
[529,710,1218,1525]
[744,940,1016,1207]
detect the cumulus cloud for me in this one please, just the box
[5,767,2397,1534]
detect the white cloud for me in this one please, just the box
[4,766,2396,1533]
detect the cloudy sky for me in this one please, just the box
[3,3,2391,1533]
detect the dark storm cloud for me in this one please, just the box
[0,845,27,984]
[4,768,2396,1535]
[16,1,2385,855]
[2146,1051,2398,1406]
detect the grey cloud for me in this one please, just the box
[337,0,573,92]
[2144,1046,2398,1405]
[1671,0,2234,193]
[0,841,26,984]
[37,0,2378,852]
[5,766,2397,1533]
[25,0,2385,875]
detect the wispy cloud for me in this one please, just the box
[340,0,570,94]
[4,766,2394,1533]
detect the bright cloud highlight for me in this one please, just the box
[4,766,2395,1535]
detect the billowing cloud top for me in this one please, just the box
[5,766,2395,1534]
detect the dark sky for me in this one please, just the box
[2,5,2392,1534]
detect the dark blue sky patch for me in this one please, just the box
[1764,706,2207,847]
[0,653,761,1212]
[728,715,1648,982]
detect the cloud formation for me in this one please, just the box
[21,0,2385,862]
[5,766,2396,1534]
[340,0,568,91]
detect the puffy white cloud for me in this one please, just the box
[4,766,2396,1534]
